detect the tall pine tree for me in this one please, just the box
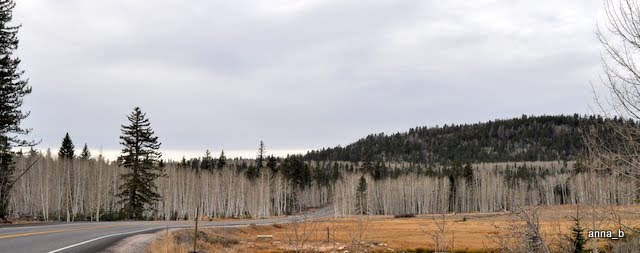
[200,149,215,171]
[58,133,75,222]
[217,150,227,169]
[117,107,163,220]
[257,140,265,168]
[80,143,91,160]
[355,175,368,215]
[58,133,75,160]
[266,155,278,174]
[0,0,31,220]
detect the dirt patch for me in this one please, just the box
[101,230,166,253]
[173,229,239,248]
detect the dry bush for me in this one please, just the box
[487,204,550,253]
[287,214,322,252]
[146,233,190,253]
[146,228,241,253]
[344,214,370,252]
[394,213,416,218]
[420,211,453,252]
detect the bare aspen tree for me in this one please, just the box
[345,214,369,252]
[488,203,550,253]
[4,157,634,221]
[289,214,314,253]
[95,151,103,221]
[513,205,550,253]
[589,0,640,194]
[421,211,451,252]
[582,1,640,251]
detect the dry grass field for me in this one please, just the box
[146,205,640,252]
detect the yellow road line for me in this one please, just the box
[0,224,127,239]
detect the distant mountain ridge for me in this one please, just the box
[304,114,620,164]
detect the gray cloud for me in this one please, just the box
[14,0,605,158]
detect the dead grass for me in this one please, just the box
[146,204,640,252]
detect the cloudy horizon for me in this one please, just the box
[13,0,608,160]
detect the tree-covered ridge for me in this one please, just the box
[304,114,625,164]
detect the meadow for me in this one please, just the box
[146,204,640,252]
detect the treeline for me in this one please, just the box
[304,114,629,164]
[334,161,637,215]
[9,150,331,221]
[8,113,638,220]
[9,149,637,220]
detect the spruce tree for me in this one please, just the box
[571,206,586,252]
[217,150,227,169]
[0,0,29,220]
[80,143,91,160]
[58,133,75,222]
[246,165,258,180]
[117,107,163,220]
[355,175,368,215]
[179,156,188,168]
[200,150,214,171]
[257,140,265,168]
[281,155,311,189]
[58,133,75,160]
[246,141,266,180]
[266,155,278,174]
[280,155,310,213]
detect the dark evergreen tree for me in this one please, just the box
[179,156,187,168]
[246,141,266,180]
[257,140,265,168]
[463,162,473,181]
[0,0,30,220]
[571,207,586,252]
[58,133,75,160]
[371,159,388,180]
[117,107,163,220]
[281,155,311,189]
[217,150,227,169]
[58,133,75,222]
[355,175,368,215]
[448,161,462,212]
[189,158,200,171]
[246,165,259,180]
[80,143,91,160]
[281,155,311,213]
[331,162,341,181]
[266,155,278,174]
[200,150,214,171]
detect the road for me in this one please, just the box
[0,206,334,253]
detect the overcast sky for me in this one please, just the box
[14,0,606,160]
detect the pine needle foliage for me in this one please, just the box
[0,0,30,220]
[58,133,75,160]
[117,107,163,220]
[80,143,91,160]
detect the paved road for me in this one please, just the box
[0,206,334,253]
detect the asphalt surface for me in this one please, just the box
[0,206,334,253]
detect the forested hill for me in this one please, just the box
[304,114,621,164]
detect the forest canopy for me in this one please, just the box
[304,114,630,164]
